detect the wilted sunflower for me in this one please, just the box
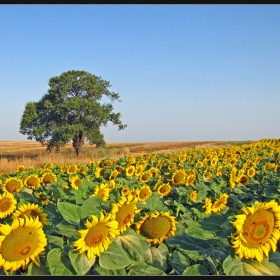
[135,211,178,245]
[171,169,186,186]
[212,193,229,213]
[72,212,119,259]
[231,200,280,263]
[12,203,48,226]
[2,178,23,194]
[110,194,140,234]
[136,185,152,202]
[0,216,47,272]
[40,172,57,185]
[0,192,17,219]
[69,176,83,190]
[157,183,172,197]
[24,174,41,190]
[125,166,135,177]
[89,183,110,201]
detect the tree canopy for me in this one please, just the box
[19,70,127,156]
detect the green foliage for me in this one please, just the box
[19,70,127,153]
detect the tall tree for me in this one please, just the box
[20,70,127,156]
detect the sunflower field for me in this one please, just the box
[1,138,280,275]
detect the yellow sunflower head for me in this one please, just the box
[110,194,140,234]
[168,163,177,171]
[134,165,144,177]
[157,183,172,197]
[231,200,280,263]
[189,190,198,202]
[78,165,88,174]
[171,169,186,186]
[72,211,119,259]
[109,170,119,180]
[0,216,47,271]
[69,176,83,190]
[125,166,135,177]
[212,193,229,214]
[238,174,250,186]
[43,162,53,170]
[247,167,256,178]
[136,185,152,202]
[0,192,17,219]
[2,178,23,194]
[60,164,68,173]
[202,198,212,215]
[16,165,25,173]
[185,174,196,187]
[135,211,178,244]
[149,167,158,178]
[121,186,130,196]
[12,203,48,226]
[67,164,78,174]
[24,174,41,190]
[89,183,110,201]
[139,171,151,183]
[40,172,57,185]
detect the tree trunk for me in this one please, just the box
[72,132,85,157]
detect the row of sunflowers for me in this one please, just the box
[0,138,280,275]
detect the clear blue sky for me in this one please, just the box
[1,4,279,142]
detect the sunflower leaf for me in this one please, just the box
[115,232,150,262]
[27,262,51,275]
[93,266,127,275]
[223,255,280,275]
[182,264,210,275]
[99,241,131,270]
[143,243,169,272]
[79,196,102,219]
[47,235,64,249]
[55,221,79,239]
[170,250,191,275]
[165,233,215,260]
[57,201,81,225]
[184,222,216,240]
[68,250,96,275]
[47,248,76,275]
[269,251,280,267]
[127,262,166,275]
[145,193,169,212]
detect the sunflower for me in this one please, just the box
[212,193,229,213]
[210,156,218,167]
[195,161,204,168]
[171,169,186,186]
[94,167,102,178]
[110,194,140,234]
[139,171,151,183]
[2,178,23,194]
[109,170,119,180]
[89,183,110,201]
[121,187,130,196]
[135,165,144,177]
[60,164,68,173]
[0,216,47,271]
[135,211,178,245]
[69,176,83,190]
[24,174,41,190]
[189,191,198,202]
[72,211,119,260]
[149,167,158,178]
[67,164,78,174]
[16,165,25,173]
[136,185,152,202]
[247,167,256,178]
[231,200,280,263]
[229,167,237,189]
[185,174,196,187]
[157,183,172,197]
[79,165,88,175]
[0,192,17,219]
[12,203,48,226]
[40,172,57,185]
[125,166,135,177]
[43,162,53,170]
[202,198,212,215]
[168,163,177,171]
[238,174,250,186]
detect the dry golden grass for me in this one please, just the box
[0,140,253,173]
